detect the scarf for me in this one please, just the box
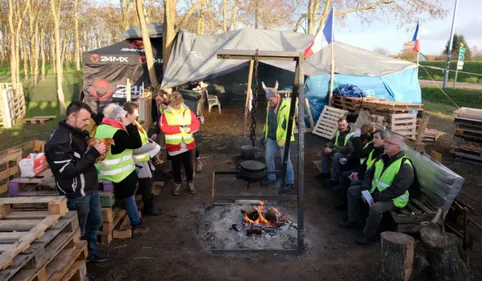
[101,117,125,130]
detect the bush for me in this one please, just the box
[464,76,478,83]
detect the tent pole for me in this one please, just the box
[243,59,254,137]
[416,51,420,85]
[328,6,335,106]
[126,78,132,101]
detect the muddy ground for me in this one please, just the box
[88,106,482,281]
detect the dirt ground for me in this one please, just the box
[87,106,482,281]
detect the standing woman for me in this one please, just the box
[159,92,200,195]
[123,101,162,216]
[95,104,147,235]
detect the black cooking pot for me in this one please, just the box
[239,160,267,181]
[240,145,255,160]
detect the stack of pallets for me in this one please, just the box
[451,107,482,163]
[0,196,88,281]
[331,96,423,115]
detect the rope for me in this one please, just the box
[419,64,460,109]
[421,65,482,77]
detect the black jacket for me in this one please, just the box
[358,146,384,180]
[326,127,354,155]
[45,121,101,199]
[361,151,414,202]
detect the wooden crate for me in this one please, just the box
[22,116,56,125]
[312,106,348,140]
[0,85,26,128]
[0,141,45,194]
[390,113,417,141]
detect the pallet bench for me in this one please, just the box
[22,116,56,125]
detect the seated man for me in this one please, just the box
[340,135,414,245]
[336,129,388,210]
[318,118,354,189]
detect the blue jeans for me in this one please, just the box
[67,192,102,257]
[321,151,347,182]
[124,195,141,226]
[265,138,294,185]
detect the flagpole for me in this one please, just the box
[328,6,335,106]
[416,20,420,82]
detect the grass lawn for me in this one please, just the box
[419,60,482,84]
[421,86,482,119]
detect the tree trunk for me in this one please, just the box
[254,0,259,29]
[198,3,206,35]
[8,0,17,86]
[377,231,415,281]
[51,0,66,115]
[40,29,46,80]
[223,0,227,32]
[51,40,56,75]
[33,20,39,86]
[22,32,29,80]
[74,0,81,71]
[135,0,159,87]
[420,224,470,281]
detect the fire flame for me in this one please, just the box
[243,201,281,227]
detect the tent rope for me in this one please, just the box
[419,64,460,109]
[421,65,482,77]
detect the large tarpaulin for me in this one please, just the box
[161,28,416,88]
[82,38,163,111]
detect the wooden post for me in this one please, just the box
[377,231,415,281]
[328,7,336,106]
[243,59,254,136]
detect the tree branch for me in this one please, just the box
[335,0,394,16]
[315,0,331,35]
[175,0,207,32]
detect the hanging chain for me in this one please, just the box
[250,50,259,148]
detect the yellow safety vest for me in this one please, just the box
[94,124,135,183]
[335,130,355,148]
[164,105,195,146]
[360,140,374,165]
[370,157,411,208]
[263,100,295,147]
[133,121,150,162]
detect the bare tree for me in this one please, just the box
[51,0,66,115]
[74,0,81,71]
[135,0,159,86]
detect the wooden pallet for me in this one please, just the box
[390,113,417,141]
[0,211,84,281]
[0,141,45,194]
[362,99,423,112]
[453,107,482,123]
[0,86,26,128]
[22,116,56,125]
[8,169,54,196]
[331,96,377,112]
[312,106,348,140]
[423,128,443,143]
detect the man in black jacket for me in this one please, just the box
[45,101,108,262]
[340,135,414,245]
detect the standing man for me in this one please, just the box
[318,118,354,189]
[45,101,108,262]
[260,81,295,192]
[340,135,414,245]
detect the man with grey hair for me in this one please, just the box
[340,135,414,245]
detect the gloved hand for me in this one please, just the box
[278,140,286,147]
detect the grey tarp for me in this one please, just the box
[120,22,163,40]
[161,28,416,88]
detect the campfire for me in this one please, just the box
[233,201,292,236]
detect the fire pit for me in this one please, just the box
[196,203,303,253]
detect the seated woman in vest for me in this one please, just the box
[159,92,200,196]
[95,103,147,235]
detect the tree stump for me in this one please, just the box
[420,224,470,281]
[377,231,415,281]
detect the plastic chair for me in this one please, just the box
[206,89,221,114]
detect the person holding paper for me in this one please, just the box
[124,102,163,216]
[340,135,414,245]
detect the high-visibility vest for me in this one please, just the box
[94,124,135,183]
[335,130,355,148]
[370,157,412,208]
[133,121,150,162]
[366,149,377,170]
[360,140,374,165]
[164,105,195,146]
[263,100,295,146]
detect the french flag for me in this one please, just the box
[304,7,334,59]
[412,22,420,53]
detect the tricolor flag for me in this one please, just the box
[412,22,420,53]
[304,7,334,59]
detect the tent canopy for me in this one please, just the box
[120,22,163,40]
[161,28,416,88]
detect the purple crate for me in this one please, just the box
[99,180,114,193]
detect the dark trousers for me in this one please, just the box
[67,192,102,257]
[195,148,200,158]
[171,150,194,183]
[138,177,154,213]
